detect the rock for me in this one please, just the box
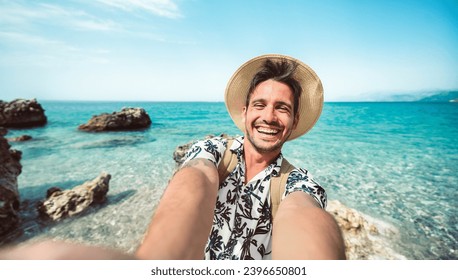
[327,200,405,260]
[173,142,195,166]
[78,108,151,132]
[37,173,111,221]
[0,127,22,236]
[0,99,47,128]
[46,187,62,199]
[6,135,32,142]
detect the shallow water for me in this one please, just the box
[3,101,457,259]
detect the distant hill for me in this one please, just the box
[385,93,430,102]
[416,91,458,102]
[353,90,458,102]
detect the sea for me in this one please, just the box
[2,101,457,260]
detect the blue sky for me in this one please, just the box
[1,0,457,101]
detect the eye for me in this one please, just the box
[277,105,291,113]
[252,102,265,109]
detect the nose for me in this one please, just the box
[261,105,277,123]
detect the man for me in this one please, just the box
[0,54,345,260]
[136,54,345,260]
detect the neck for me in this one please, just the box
[242,139,281,184]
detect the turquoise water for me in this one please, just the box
[4,101,457,259]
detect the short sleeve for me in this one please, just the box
[182,136,228,167]
[283,168,327,209]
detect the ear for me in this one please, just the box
[241,106,247,123]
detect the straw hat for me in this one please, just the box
[224,54,324,140]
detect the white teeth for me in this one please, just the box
[257,127,279,134]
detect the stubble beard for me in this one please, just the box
[245,128,289,154]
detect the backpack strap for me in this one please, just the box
[270,158,295,221]
[217,139,237,186]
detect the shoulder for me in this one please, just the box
[284,167,327,209]
[183,136,229,166]
[195,136,228,148]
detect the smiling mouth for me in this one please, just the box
[256,126,280,136]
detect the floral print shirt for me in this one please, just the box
[183,136,326,260]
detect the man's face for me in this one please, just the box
[242,79,299,155]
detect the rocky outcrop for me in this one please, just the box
[327,200,405,260]
[37,173,111,221]
[0,128,22,236]
[6,135,32,142]
[0,99,47,128]
[78,108,151,132]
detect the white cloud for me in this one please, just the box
[0,2,121,33]
[0,31,75,50]
[0,30,114,68]
[97,0,182,19]
[71,19,119,31]
[0,3,44,26]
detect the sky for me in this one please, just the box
[1,0,457,102]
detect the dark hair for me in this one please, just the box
[246,59,302,116]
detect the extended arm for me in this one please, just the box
[135,158,218,259]
[0,158,218,260]
[272,191,346,259]
[0,240,134,260]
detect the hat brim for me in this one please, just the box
[224,54,324,140]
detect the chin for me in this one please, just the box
[249,137,284,154]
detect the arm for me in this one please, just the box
[272,191,346,260]
[135,158,218,260]
[0,240,135,260]
[0,158,218,260]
